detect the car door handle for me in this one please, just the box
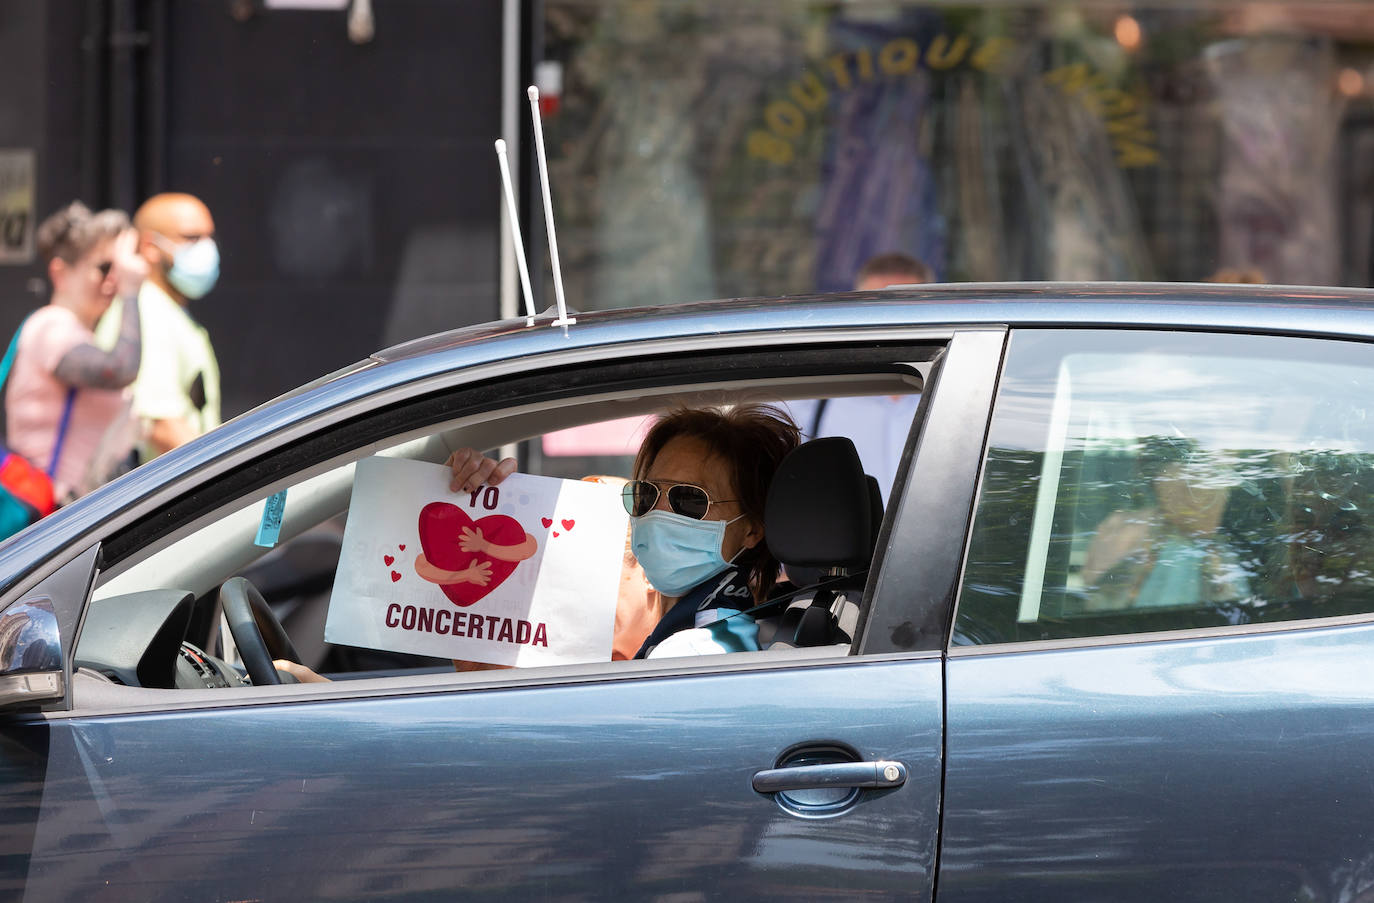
[752,760,908,793]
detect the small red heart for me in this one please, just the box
[390,571,401,582]
[398,544,406,551]
[384,555,395,566]
[552,531,560,537]
[561,519,575,531]
[541,517,553,529]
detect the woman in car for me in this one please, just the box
[276,403,799,681]
[1081,435,1250,610]
[447,404,800,658]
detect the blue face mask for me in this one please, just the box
[166,237,220,300]
[630,510,746,597]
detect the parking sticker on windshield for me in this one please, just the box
[254,490,289,548]
[326,457,624,667]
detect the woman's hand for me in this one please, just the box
[1081,510,1154,587]
[272,659,330,683]
[110,227,148,300]
[446,447,516,493]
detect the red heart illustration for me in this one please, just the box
[541,517,553,529]
[398,544,406,551]
[390,570,402,582]
[561,519,575,531]
[384,555,395,566]
[553,531,560,538]
[417,502,526,607]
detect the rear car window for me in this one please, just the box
[955,328,1374,645]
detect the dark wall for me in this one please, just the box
[163,1,503,415]
[0,1,504,418]
[0,2,43,324]
[0,3,86,335]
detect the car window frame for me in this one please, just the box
[856,327,1009,655]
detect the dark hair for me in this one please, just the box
[857,252,934,286]
[36,201,128,265]
[1138,434,1200,480]
[634,404,800,601]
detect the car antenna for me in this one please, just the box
[527,85,575,330]
[494,138,537,326]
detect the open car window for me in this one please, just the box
[76,361,930,699]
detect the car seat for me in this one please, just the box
[760,437,883,648]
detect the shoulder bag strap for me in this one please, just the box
[809,398,830,440]
[0,313,32,389]
[48,387,77,477]
[0,312,80,479]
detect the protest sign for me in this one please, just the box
[326,457,627,666]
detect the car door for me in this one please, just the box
[0,327,1003,902]
[941,328,1374,903]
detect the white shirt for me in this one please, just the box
[786,395,922,505]
[96,281,220,460]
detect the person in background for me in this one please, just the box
[1081,436,1250,610]
[97,192,221,461]
[7,202,145,502]
[789,251,934,503]
[1206,266,1266,284]
[853,252,934,291]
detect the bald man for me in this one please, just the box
[96,192,221,459]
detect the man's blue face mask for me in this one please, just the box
[158,235,220,300]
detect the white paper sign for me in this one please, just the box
[326,457,627,667]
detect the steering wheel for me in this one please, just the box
[217,576,303,685]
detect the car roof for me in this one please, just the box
[371,281,1374,367]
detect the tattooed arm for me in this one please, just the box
[53,228,145,390]
[53,296,141,389]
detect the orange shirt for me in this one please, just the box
[611,549,668,660]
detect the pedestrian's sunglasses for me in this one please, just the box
[621,480,736,520]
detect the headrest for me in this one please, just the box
[764,437,874,570]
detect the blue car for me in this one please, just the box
[4,282,1374,901]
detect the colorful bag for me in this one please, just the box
[0,449,55,537]
[0,316,73,540]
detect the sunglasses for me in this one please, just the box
[621,480,737,520]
